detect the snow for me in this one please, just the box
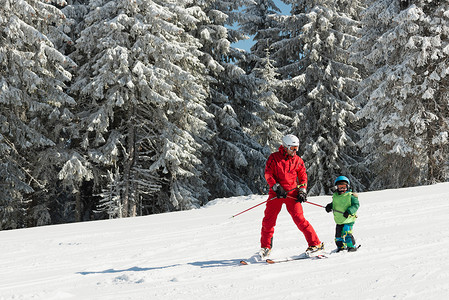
[1,184,449,299]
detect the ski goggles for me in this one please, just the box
[289,146,298,151]
[336,183,348,190]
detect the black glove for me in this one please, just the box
[272,183,287,198]
[343,211,350,218]
[296,191,307,203]
[325,203,332,213]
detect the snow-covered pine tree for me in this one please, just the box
[69,0,214,217]
[188,0,270,197]
[96,168,123,218]
[238,0,284,72]
[0,136,34,229]
[250,48,291,151]
[207,70,272,195]
[272,0,367,194]
[0,0,76,228]
[237,0,293,149]
[351,0,449,189]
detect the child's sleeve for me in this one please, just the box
[347,193,360,215]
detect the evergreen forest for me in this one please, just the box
[1,0,448,229]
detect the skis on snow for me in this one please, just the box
[239,253,264,265]
[240,245,361,265]
[240,251,327,265]
[333,244,361,254]
[266,252,328,264]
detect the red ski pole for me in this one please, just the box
[230,188,297,218]
[287,195,343,213]
[303,200,328,209]
[230,196,277,219]
[304,199,357,218]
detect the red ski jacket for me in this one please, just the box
[265,145,307,197]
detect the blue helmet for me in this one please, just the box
[334,175,350,185]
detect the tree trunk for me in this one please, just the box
[75,190,82,222]
[122,110,136,218]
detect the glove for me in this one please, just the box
[343,211,350,218]
[296,191,307,203]
[272,183,287,198]
[325,203,332,213]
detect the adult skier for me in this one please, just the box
[259,134,323,259]
[325,176,360,252]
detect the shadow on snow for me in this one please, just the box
[77,264,181,275]
[188,258,242,268]
[77,258,243,275]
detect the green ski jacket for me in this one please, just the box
[332,191,359,225]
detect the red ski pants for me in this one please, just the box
[260,196,321,248]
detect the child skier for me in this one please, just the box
[325,176,360,252]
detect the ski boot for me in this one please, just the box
[258,247,271,259]
[306,242,324,254]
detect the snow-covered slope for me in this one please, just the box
[1,183,449,299]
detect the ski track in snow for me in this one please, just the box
[1,184,449,299]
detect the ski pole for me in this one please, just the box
[303,200,331,210]
[304,200,357,218]
[287,196,357,218]
[230,196,277,219]
[230,187,297,218]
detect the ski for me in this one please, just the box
[240,253,267,265]
[350,244,362,252]
[240,258,266,265]
[266,252,328,264]
[331,244,361,254]
[243,245,361,265]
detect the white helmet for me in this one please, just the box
[282,134,299,148]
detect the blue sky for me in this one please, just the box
[231,1,291,52]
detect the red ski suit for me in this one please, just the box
[261,146,321,249]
